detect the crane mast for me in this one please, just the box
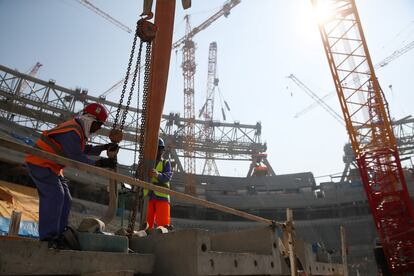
[182,15,197,194]
[178,1,240,194]
[312,0,414,273]
[99,0,241,99]
[201,42,220,175]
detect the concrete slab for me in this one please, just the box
[130,227,290,276]
[0,237,154,275]
[77,232,128,253]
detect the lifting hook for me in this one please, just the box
[137,12,157,43]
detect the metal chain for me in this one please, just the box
[132,50,143,176]
[138,42,152,178]
[128,41,152,234]
[112,21,140,131]
[119,42,143,132]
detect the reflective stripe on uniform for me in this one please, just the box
[35,135,64,156]
[25,119,86,174]
[144,160,170,200]
[45,122,84,138]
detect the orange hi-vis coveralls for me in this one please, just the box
[144,159,172,229]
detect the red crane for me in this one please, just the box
[295,39,414,119]
[312,0,414,273]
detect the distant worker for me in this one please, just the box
[25,103,118,247]
[144,137,173,230]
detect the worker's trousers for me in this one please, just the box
[27,164,71,240]
[146,199,170,229]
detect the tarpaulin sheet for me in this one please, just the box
[0,180,39,237]
[0,180,39,222]
[0,216,39,238]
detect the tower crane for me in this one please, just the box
[199,41,220,176]
[312,0,414,273]
[174,0,241,194]
[376,39,414,68]
[75,0,132,34]
[16,62,43,96]
[99,0,241,104]
[295,39,414,118]
[8,62,43,120]
[99,66,143,100]
[287,74,344,126]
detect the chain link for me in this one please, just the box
[119,42,143,132]
[128,41,152,234]
[112,16,153,235]
[132,50,143,176]
[112,21,140,131]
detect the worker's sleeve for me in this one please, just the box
[52,131,96,166]
[84,144,106,156]
[157,161,173,184]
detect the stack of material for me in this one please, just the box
[0,180,39,237]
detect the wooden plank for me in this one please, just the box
[8,211,21,236]
[0,137,281,227]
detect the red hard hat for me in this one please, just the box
[83,103,108,123]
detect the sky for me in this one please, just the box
[0,0,413,182]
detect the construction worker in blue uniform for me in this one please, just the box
[144,138,173,229]
[25,103,117,245]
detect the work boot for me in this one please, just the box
[44,237,59,249]
[155,226,167,234]
[59,226,80,250]
[155,224,174,234]
[45,236,71,250]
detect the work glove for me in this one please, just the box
[95,157,117,169]
[148,169,159,179]
[104,143,119,151]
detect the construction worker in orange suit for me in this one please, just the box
[144,138,173,230]
[25,103,118,245]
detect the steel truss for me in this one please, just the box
[341,116,414,181]
[312,0,414,272]
[0,64,268,173]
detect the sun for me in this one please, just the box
[311,0,336,24]
[295,1,322,37]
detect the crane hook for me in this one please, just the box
[137,12,157,42]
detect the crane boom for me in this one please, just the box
[100,0,240,99]
[287,74,344,125]
[376,40,414,68]
[295,39,414,118]
[312,0,414,273]
[99,64,145,99]
[76,0,132,34]
[17,62,43,96]
[172,0,241,50]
